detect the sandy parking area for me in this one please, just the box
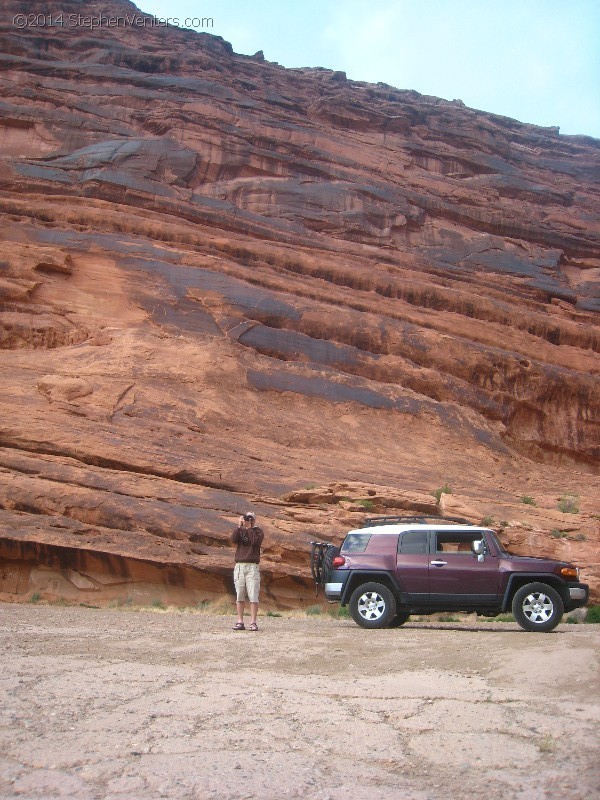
[0,604,599,800]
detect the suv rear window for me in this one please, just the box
[341,533,371,553]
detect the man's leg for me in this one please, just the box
[234,564,246,625]
[248,565,260,626]
[236,600,246,624]
[249,601,258,625]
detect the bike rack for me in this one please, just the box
[309,541,339,593]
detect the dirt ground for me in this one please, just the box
[0,604,599,800]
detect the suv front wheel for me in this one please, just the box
[512,582,564,632]
[349,582,396,629]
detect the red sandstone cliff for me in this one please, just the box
[0,0,598,606]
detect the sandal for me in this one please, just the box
[248,622,258,632]
[232,622,245,631]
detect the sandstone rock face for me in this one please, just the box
[0,0,598,605]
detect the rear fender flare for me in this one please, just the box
[340,571,400,606]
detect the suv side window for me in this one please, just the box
[341,533,371,553]
[434,531,485,553]
[398,530,429,554]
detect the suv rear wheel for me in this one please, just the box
[512,582,564,632]
[349,582,396,629]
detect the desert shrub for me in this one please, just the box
[109,597,134,609]
[151,599,166,610]
[358,499,375,510]
[433,484,452,502]
[521,496,536,506]
[205,599,236,616]
[481,516,495,526]
[482,613,515,623]
[266,611,282,617]
[328,606,350,619]
[306,605,322,616]
[557,493,579,514]
[538,735,556,753]
[585,605,600,624]
[550,529,568,539]
[29,592,41,604]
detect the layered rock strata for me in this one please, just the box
[0,0,598,604]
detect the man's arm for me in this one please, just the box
[251,527,264,546]
[232,515,246,543]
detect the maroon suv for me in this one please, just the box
[321,516,589,631]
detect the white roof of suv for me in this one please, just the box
[348,516,488,536]
[349,523,488,535]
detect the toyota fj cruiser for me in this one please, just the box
[311,516,588,632]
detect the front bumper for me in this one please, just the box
[569,587,587,601]
[565,583,589,611]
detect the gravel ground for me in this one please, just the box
[1,603,599,800]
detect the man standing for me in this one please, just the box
[231,512,264,631]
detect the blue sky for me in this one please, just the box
[139,0,600,138]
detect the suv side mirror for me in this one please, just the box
[472,540,485,561]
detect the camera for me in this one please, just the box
[243,514,254,522]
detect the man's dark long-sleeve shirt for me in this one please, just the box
[232,526,264,563]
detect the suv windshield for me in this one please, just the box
[485,529,509,555]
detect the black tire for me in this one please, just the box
[322,545,340,584]
[349,582,396,629]
[388,611,411,628]
[512,582,564,632]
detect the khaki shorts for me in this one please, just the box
[234,562,261,603]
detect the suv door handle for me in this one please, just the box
[430,560,447,567]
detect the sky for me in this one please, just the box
[138,0,600,139]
